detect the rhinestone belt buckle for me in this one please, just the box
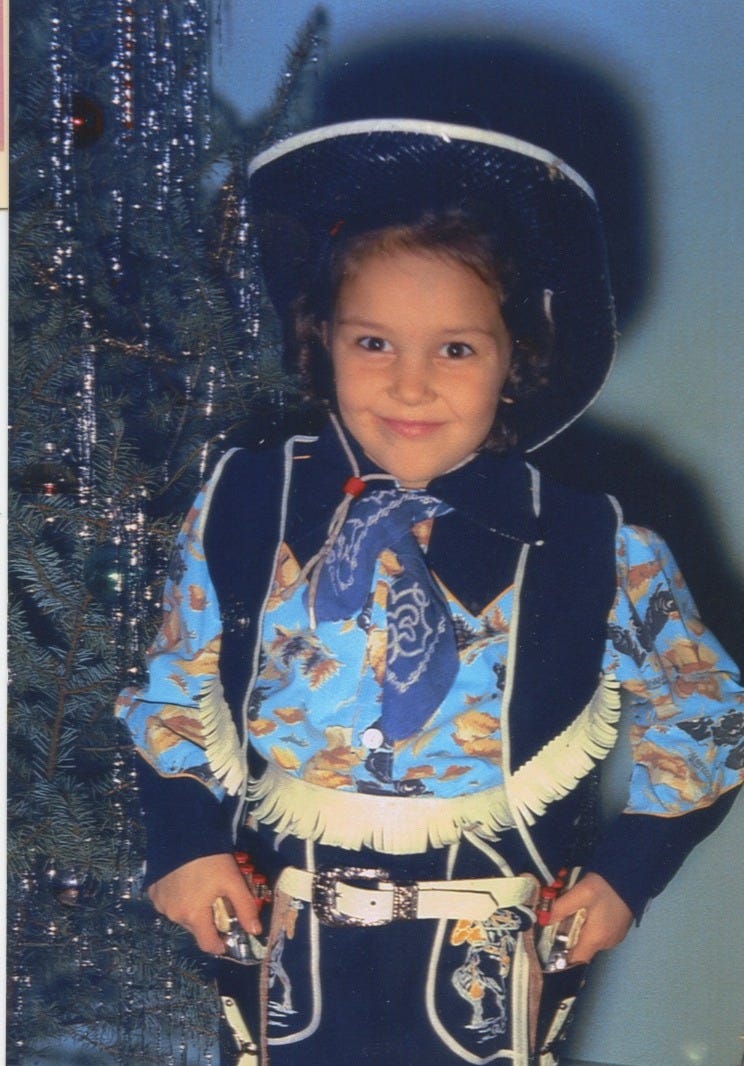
[312,866,419,927]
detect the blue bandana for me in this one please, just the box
[310,488,458,741]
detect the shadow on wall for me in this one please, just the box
[311,30,744,661]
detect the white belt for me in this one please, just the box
[276,865,536,927]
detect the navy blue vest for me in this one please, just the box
[203,425,618,875]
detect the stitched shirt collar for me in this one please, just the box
[286,422,543,616]
[303,419,544,546]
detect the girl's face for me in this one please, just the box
[328,246,512,488]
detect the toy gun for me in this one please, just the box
[534,867,589,1065]
[212,851,272,966]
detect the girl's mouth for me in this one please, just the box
[380,418,444,438]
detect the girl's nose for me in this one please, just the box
[389,354,433,404]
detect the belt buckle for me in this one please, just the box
[312,866,393,927]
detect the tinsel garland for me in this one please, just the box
[8,1,327,1061]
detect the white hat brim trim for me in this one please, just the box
[248,117,597,203]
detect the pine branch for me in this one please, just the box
[259,6,328,147]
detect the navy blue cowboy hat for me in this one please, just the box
[248,118,617,452]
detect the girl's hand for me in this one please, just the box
[549,871,633,964]
[147,853,262,955]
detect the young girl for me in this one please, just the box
[116,120,743,1065]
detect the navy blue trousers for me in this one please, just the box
[217,826,558,1065]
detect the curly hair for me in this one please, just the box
[286,210,555,453]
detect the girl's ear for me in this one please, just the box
[499,357,520,404]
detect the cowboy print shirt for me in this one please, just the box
[115,441,744,911]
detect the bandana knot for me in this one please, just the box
[311,488,458,740]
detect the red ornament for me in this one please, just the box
[72,92,105,148]
[19,454,78,496]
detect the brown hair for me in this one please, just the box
[287,210,555,453]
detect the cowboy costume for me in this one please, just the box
[117,121,743,1065]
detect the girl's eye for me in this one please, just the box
[440,341,475,359]
[357,336,392,353]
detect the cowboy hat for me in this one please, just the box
[248,118,616,451]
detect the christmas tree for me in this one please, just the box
[8,3,325,1061]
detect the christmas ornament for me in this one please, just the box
[18,449,78,496]
[45,863,98,907]
[83,542,127,604]
[72,92,105,148]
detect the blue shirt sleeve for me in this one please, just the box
[116,478,243,799]
[589,524,743,916]
[607,524,743,814]
[115,461,246,884]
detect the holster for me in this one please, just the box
[217,956,262,1066]
[532,904,589,1064]
[532,963,588,1065]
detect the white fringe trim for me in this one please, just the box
[247,676,622,852]
[198,676,245,797]
[508,674,622,826]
